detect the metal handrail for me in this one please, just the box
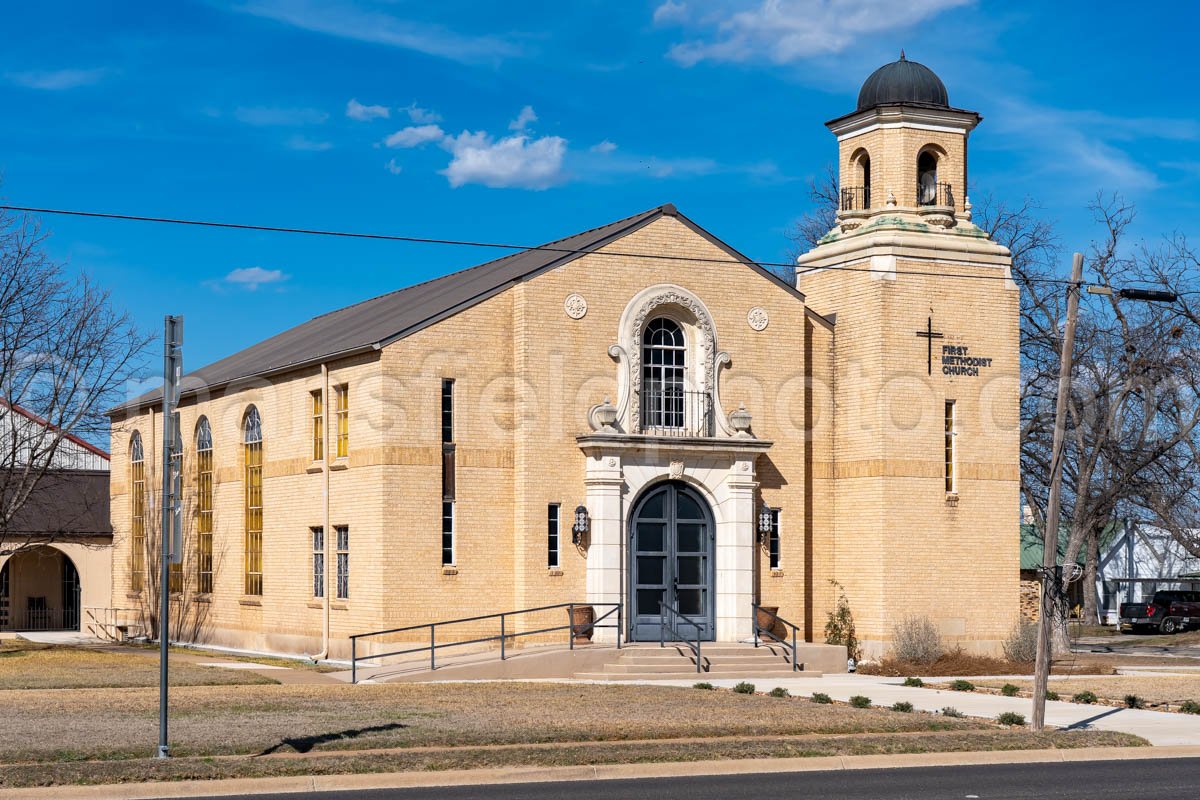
[752,602,801,672]
[659,601,703,673]
[350,601,621,683]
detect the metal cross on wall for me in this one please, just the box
[915,317,944,375]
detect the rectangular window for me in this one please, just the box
[945,400,957,494]
[245,439,264,596]
[335,384,349,459]
[547,504,561,569]
[131,460,146,592]
[442,501,455,566]
[312,526,325,599]
[311,390,324,462]
[441,379,454,443]
[336,525,349,599]
[768,509,781,570]
[197,447,214,594]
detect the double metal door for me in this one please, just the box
[630,481,714,641]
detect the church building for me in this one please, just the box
[108,57,1020,661]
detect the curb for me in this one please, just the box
[2,745,1198,799]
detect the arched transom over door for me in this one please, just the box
[630,481,715,641]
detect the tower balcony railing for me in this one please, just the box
[917,181,954,208]
[640,390,714,438]
[840,185,871,212]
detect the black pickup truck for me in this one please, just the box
[1119,591,1200,634]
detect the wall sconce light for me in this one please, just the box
[757,505,773,545]
[572,505,590,546]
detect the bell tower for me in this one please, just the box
[797,55,1020,658]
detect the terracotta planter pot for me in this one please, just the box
[571,605,595,644]
[756,605,788,641]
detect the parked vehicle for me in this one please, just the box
[1119,591,1200,634]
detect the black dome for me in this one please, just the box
[856,54,949,111]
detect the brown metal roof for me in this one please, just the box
[5,470,111,539]
[114,204,803,414]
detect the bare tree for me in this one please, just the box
[0,204,148,557]
[785,164,840,263]
[1015,196,1200,629]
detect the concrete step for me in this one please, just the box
[618,653,794,664]
[576,669,823,681]
[601,663,803,675]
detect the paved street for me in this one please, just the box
[173,758,1200,799]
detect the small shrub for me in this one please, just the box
[903,676,924,687]
[941,706,964,718]
[891,701,914,713]
[849,695,871,708]
[890,615,944,665]
[1002,618,1038,663]
[768,687,790,698]
[732,682,756,695]
[1045,690,1060,701]
[810,692,833,704]
[824,580,861,661]
[950,679,976,692]
[997,711,1026,726]
[1073,691,1098,704]
[1179,700,1200,715]
[1124,694,1144,709]
[1000,683,1019,697]
[693,682,715,690]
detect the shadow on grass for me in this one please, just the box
[257,723,409,755]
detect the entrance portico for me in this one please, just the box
[578,433,770,643]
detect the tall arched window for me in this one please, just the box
[642,318,686,431]
[129,431,146,592]
[917,150,939,205]
[243,407,263,596]
[196,417,214,594]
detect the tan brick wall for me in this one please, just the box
[839,126,968,212]
[799,244,1021,657]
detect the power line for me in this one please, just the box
[0,203,1075,286]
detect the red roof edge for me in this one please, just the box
[1,399,111,460]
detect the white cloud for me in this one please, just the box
[385,158,403,175]
[653,1,688,24]
[403,102,442,124]
[235,106,328,126]
[986,98,1198,192]
[384,124,446,148]
[5,67,109,90]
[235,0,522,64]
[590,140,618,154]
[285,135,333,151]
[662,0,970,66]
[346,98,389,121]
[221,267,290,291]
[508,105,538,132]
[441,131,567,189]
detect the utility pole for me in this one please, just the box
[159,315,183,759]
[1029,262,1177,731]
[1031,253,1083,731]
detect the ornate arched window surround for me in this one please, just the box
[593,284,734,436]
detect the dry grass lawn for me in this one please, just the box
[0,682,993,763]
[976,676,1200,709]
[0,728,1143,788]
[0,640,275,690]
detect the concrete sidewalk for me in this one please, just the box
[575,673,1200,746]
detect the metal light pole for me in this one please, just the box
[158,315,183,759]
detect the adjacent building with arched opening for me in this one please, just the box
[0,402,112,635]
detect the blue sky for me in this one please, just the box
[2,1,1198,384]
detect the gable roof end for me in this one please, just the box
[112,204,802,414]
